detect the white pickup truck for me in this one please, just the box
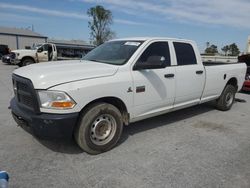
[10,37,246,154]
[10,43,57,66]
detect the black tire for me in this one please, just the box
[216,84,237,111]
[74,103,123,154]
[17,62,22,67]
[22,58,34,66]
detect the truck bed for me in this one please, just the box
[201,62,246,102]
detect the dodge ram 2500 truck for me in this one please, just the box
[10,43,57,67]
[10,37,247,154]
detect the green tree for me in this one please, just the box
[87,5,115,46]
[205,44,218,55]
[228,43,240,56]
[221,45,230,55]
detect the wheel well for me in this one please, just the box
[21,56,35,63]
[81,97,129,125]
[226,77,238,90]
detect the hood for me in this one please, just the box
[13,60,119,89]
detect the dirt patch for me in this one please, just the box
[192,121,230,133]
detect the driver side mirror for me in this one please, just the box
[37,47,43,53]
[133,56,166,70]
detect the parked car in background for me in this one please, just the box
[243,73,250,91]
[238,54,250,91]
[0,44,9,59]
[2,54,12,64]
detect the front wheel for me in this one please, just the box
[74,103,123,154]
[22,58,34,66]
[216,84,237,111]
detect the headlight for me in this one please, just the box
[37,90,76,109]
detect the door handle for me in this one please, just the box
[196,70,203,74]
[164,74,175,78]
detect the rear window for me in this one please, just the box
[174,42,197,65]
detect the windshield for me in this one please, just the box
[32,44,43,50]
[82,40,143,65]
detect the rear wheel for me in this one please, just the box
[74,103,123,154]
[216,84,237,111]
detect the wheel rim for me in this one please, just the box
[225,92,234,107]
[90,114,117,146]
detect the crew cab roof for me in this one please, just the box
[110,37,194,43]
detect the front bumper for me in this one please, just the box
[11,58,21,65]
[10,98,79,139]
[242,80,250,91]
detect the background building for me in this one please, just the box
[0,26,95,59]
[0,26,47,50]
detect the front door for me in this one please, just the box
[37,44,49,62]
[131,41,176,120]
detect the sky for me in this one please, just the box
[0,0,249,52]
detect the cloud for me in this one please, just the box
[0,12,41,23]
[79,0,250,28]
[0,3,88,19]
[0,2,144,26]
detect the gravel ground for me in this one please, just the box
[0,61,250,188]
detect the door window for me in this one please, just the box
[138,42,171,67]
[174,42,197,65]
[43,44,48,51]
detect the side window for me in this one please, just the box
[138,42,171,66]
[43,44,48,51]
[173,42,197,65]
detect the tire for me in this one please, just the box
[74,103,123,154]
[17,62,22,67]
[216,84,237,111]
[22,58,34,66]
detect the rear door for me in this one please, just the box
[131,41,176,119]
[173,42,205,108]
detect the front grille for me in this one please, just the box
[18,90,34,108]
[12,74,39,112]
